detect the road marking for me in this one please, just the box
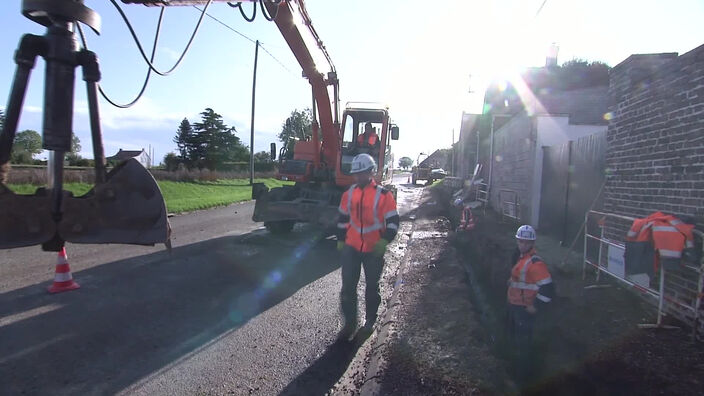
[0,303,63,328]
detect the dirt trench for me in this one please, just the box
[333,184,704,395]
[438,186,704,395]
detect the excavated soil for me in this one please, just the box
[355,185,704,395]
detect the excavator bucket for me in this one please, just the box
[0,184,56,249]
[0,159,170,250]
[59,159,170,246]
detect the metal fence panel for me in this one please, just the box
[539,144,570,241]
[566,132,607,244]
[539,131,606,247]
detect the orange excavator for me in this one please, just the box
[128,0,400,234]
[0,0,399,251]
[248,0,400,233]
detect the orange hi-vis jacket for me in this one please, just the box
[336,180,399,253]
[507,248,554,307]
[356,132,378,147]
[626,211,695,271]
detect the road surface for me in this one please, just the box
[0,173,421,395]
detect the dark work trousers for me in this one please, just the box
[340,245,384,326]
[506,304,538,385]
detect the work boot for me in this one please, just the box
[336,322,357,342]
[356,321,374,341]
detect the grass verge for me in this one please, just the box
[7,178,291,214]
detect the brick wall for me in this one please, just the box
[489,114,536,222]
[604,45,704,334]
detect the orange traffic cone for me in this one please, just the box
[48,247,80,294]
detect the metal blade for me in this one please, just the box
[0,184,56,249]
[59,159,171,246]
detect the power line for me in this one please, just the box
[258,42,294,75]
[534,0,548,18]
[193,5,295,75]
[194,5,255,44]
[109,0,213,76]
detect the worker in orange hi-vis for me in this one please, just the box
[356,122,379,148]
[506,225,555,383]
[335,154,398,342]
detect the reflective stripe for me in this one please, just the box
[338,207,348,215]
[686,240,695,248]
[670,219,683,225]
[337,222,347,229]
[346,185,355,214]
[652,225,678,233]
[386,223,398,230]
[519,257,531,283]
[510,281,539,291]
[371,186,383,231]
[384,210,398,219]
[54,272,73,282]
[627,230,637,237]
[659,249,682,258]
[535,277,552,286]
[536,294,551,303]
[350,223,383,234]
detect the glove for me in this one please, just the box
[372,239,389,256]
[337,241,345,251]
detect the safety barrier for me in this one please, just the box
[498,189,520,223]
[583,210,704,339]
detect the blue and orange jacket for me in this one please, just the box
[507,248,554,307]
[626,211,695,271]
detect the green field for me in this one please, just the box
[7,178,291,214]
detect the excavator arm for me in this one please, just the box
[125,0,342,177]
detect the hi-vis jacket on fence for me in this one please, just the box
[336,180,399,253]
[507,248,555,307]
[625,211,695,273]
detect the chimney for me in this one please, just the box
[546,43,559,67]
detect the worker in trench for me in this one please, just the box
[335,153,399,342]
[506,225,555,383]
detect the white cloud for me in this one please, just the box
[159,47,181,62]
[74,96,186,131]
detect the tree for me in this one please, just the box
[191,108,248,170]
[11,129,42,164]
[253,150,272,163]
[556,59,610,90]
[278,108,312,159]
[173,118,194,163]
[0,109,5,131]
[65,135,84,165]
[398,156,413,170]
[163,152,179,171]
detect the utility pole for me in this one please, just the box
[249,40,259,186]
[451,128,454,176]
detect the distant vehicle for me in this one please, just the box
[431,168,447,179]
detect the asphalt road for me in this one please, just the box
[0,173,420,395]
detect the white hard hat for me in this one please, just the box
[350,153,377,174]
[515,225,536,240]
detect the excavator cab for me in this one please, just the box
[338,105,399,186]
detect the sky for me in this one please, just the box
[0,0,703,165]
